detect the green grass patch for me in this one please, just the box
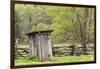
[15,55,94,66]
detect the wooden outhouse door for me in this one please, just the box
[38,34,52,61]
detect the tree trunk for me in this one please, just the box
[81,42,87,55]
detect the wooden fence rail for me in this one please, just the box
[53,45,94,56]
[15,48,29,58]
[15,45,94,58]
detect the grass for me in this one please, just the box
[15,55,94,66]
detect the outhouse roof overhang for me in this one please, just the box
[25,30,54,36]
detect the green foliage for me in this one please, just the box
[15,4,94,45]
[32,23,50,31]
[28,56,39,62]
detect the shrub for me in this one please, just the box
[28,56,39,62]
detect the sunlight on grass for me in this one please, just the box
[15,55,94,66]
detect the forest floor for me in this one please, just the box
[15,55,94,66]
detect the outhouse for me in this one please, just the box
[26,30,53,61]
